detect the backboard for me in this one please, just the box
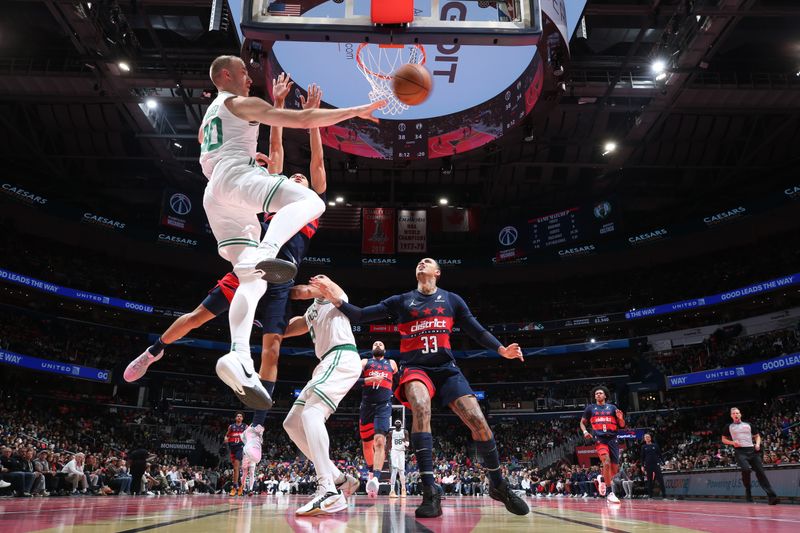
[242,0,543,46]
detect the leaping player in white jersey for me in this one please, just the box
[281,274,361,516]
[388,419,410,498]
[199,55,383,410]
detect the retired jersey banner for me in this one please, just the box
[397,209,427,253]
[362,208,395,255]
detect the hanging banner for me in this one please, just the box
[160,189,206,234]
[0,349,111,382]
[397,209,427,253]
[361,207,395,255]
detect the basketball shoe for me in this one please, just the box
[334,473,359,497]
[296,488,347,516]
[415,484,442,518]
[489,480,530,516]
[597,476,607,496]
[235,242,297,284]
[124,349,164,382]
[242,424,264,463]
[216,351,272,410]
[607,492,620,504]
[366,475,379,498]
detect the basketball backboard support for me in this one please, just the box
[241,0,543,46]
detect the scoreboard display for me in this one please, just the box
[528,201,617,249]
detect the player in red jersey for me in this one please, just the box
[225,412,247,496]
[579,386,625,504]
[310,259,529,518]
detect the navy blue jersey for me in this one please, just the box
[361,358,394,402]
[582,403,621,438]
[381,289,475,366]
[262,191,325,265]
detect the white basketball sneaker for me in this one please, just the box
[366,476,379,498]
[607,492,620,504]
[335,473,360,497]
[124,349,164,382]
[597,476,607,496]
[296,489,347,516]
[215,352,272,410]
[243,424,264,463]
[235,242,297,284]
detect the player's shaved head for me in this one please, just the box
[210,55,243,86]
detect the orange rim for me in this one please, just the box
[355,43,426,80]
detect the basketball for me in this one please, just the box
[391,64,432,106]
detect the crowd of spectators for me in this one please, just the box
[649,326,800,376]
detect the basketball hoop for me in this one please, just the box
[355,43,426,116]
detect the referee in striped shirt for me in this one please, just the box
[721,407,779,505]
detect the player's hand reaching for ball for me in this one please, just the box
[272,72,293,108]
[498,343,524,362]
[355,100,386,123]
[300,84,322,110]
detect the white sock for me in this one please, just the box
[228,277,267,352]
[283,405,341,484]
[301,404,338,493]
[262,182,325,249]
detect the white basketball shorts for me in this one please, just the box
[391,450,405,470]
[294,345,361,414]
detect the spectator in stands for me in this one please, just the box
[61,452,88,494]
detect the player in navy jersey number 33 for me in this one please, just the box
[310,258,529,518]
[580,386,625,504]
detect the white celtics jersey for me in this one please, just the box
[199,91,259,179]
[391,429,406,452]
[304,293,356,360]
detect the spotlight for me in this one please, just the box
[173,142,182,149]
[655,71,668,82]
[602,141,617,155]
[327,201,335,206]
[145,99,158,110]
[439,198,448,205]
[651,59,667,75]
[590,338,596,343]
[335,196,344,203]
[117,61,130,72]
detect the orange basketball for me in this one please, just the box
[391,64,432,106]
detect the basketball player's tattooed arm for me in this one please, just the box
[451,293,524,362]
[449,396,493,441]
[301,84,327,194]
[267,72,292,174]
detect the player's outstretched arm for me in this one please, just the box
[227,96,385,129]
[302,84,327,194]
[290,284,322,300]
[451,293,523,361]
[267,72,292,174]
[308,275,392,324]
[283,316,309,339]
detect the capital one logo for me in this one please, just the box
[170,193,192,215]
[498,226,518,246]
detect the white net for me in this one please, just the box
[356,44,426,116]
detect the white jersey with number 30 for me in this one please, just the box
[199,91,258,179]
[304,293,356,360]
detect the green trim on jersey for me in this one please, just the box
[262,175,287,213]
[218,238,259,249]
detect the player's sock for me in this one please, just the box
[411,432,435,487]
[373,469,382,480]
[475,438,503,487]
[148,337,167,356]
[300,404,337,492]
[251,381,275,427]
[261,185,325,246]
[228,278,267,352]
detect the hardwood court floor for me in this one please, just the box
[1,493,798,532]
